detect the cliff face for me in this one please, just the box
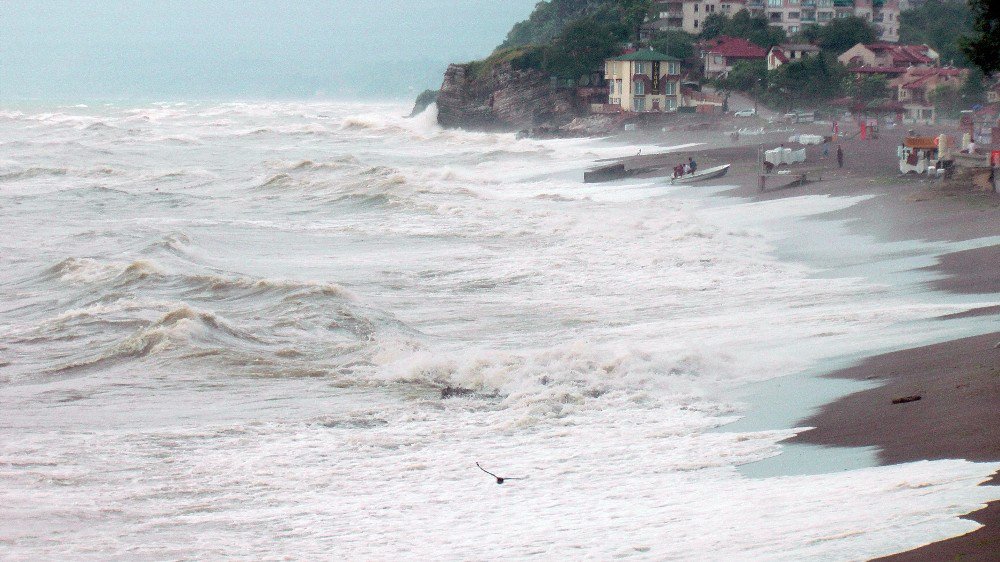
[436,62,580,131]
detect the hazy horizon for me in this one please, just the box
[0,0,537,102]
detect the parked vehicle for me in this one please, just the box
[783,110,816,124]
[734,108,756,117]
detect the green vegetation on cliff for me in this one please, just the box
[464,1,655,81]
[500,0,650,49]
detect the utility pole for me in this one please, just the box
[753,77,761,116]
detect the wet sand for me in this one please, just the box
[610,118,1000,560]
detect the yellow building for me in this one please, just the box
[604,48,682,113]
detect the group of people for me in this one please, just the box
[672,157,698,178]
[821,139,845,168]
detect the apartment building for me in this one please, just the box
[752,0,899,41]
[645,0,749,35]
[650,0,900,42]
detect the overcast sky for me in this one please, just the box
[0,0,538,101]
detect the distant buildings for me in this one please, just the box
[891,67,967,124]
[603,48,684,112]
[748,0,900,41]
[766,43,821,70]
[836,42,966,124]
[645,0,900,42]
[698,36,768,78]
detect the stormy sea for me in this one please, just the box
[1,101,997,559]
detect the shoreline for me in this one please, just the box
[608,119,1000,559]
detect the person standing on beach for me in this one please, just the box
[822,139,829,159]
[837,145,844,168]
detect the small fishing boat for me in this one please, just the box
[670,164,730,184]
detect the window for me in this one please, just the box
[694,3,699,12]
[634,80,646,95]
[633,97,646,112]
[616,79,622,94]
[666,98,677,110]
[664,81,676,95]
[768,0,782,7]
[789,11,799,18]
[668,62,679,75]
[635,61,646,74]
[714,55,724,64]
[790,25,799,33]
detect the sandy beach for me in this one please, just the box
[611,117,999,560]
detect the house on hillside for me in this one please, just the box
[766,43,821,71]
[698,36,767,78]
[602,48,683,113]
[891,67,968,124]
[838,43,939,69]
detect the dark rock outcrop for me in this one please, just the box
[408,89,439,117]
[436,61,580,131]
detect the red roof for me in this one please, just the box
[850,66,908,75]
[863,43,935,66]
[705,37,767,59]
[770,48,789,64]
[907,67,963,77]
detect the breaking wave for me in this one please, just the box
[0,167,69,182]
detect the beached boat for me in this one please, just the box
[670,164,730,184]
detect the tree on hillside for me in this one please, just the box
[766,54,847,107]
[792,24,822,45]
[715,59,769,93]
[700,13,728,40]
[617,0,653,42]
[962,0,1000,75]
[649,30,696,61]
[843,74,889,104]
[899,0,974,67]
[542,16,627,79]
[959,68,988,106]
[931,84,965,119]
[501,0,608,49]
[704,11,785,48]
[815,17,877,54]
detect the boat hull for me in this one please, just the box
[670,164,730,184]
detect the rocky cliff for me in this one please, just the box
[436,61,581,131]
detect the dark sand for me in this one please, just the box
[788,334,1000,562]
[611,119,1000,560]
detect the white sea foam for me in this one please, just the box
[0,101,997,560]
